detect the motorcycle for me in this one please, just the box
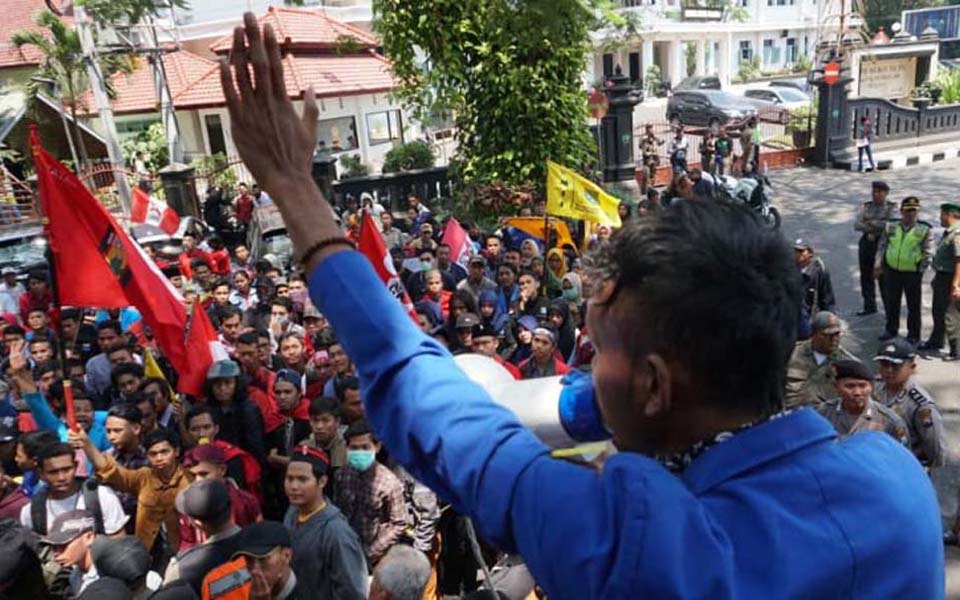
[715,172,781,230]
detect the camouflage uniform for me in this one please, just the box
[784,340,857,409]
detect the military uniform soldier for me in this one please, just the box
[818,360,909,445]
[875,196,934,344]
[785,311,857,409]
[854,181,896,316]
[639,124,663,192]
[930,202,960,360]
[872,338,945,467]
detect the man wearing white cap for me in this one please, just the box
[0,267,23,316]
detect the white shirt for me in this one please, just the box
[0,282,23,315]
[813,351,828,366]
[20,484,129,534]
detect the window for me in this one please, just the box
[739,41,753,62]
[738,0,747,6]
[602,53,615,77]
[785,38,798,63]
[762,39,781,65]
[316,116,358,154]
[628,52,641,84]
[366,110,403,146]
[204,114,227,156]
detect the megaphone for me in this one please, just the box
[453,354,610,450]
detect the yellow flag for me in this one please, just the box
[545,161,622,228]
[143,349,177,399]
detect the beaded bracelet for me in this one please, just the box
[296,237,356,267]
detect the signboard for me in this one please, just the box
[823,62,840,85]
[858,57,917,99]
[588,89,608,120]
[681,6,724,20]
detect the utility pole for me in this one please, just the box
[74,5,133,215]
[146,15,184,164]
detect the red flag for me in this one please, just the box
[178,299,229,397]
[30,128,190,383]
[441,217,474,269]
[358,212,418,322]
[131,188,180,235]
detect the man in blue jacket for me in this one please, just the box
[218,14,944,598]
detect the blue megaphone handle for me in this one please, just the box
[557,370,611,443]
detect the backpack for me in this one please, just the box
[201,557,252,600]
[30,478,105,536]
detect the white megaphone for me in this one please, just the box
[453,354,610,449]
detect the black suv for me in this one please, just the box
[666,90,757,131]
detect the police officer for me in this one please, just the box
[927,202,960,360]
[875,196,934,343]
[639,123,663,192]
[817,360,908,445]
[872,338,945,467]
[854,181,895,316]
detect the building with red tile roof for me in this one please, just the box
[0,0,72,72]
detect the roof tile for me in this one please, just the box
[0,0,73,69]
[208,5,378,54]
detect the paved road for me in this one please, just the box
[769,160,960,596]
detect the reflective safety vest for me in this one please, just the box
[885,223,929,272]
[201,557,252,600]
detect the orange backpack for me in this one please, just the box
[201,557,252,600]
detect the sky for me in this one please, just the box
[172,0,329,24]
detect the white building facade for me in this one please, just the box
[589,0,851,89]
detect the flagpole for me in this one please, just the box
[32,125,77,431]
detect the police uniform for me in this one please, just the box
[873,339,946,466]
[784,338,857,409]
[640,131,662,189]
[934,202,960,359]
[875,196,934,342]
[818,396,909,445]
[853,181,896,314]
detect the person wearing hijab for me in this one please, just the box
[545,249,567,299]
[547,300,577,360]
[519,239,540,265]
[478,289,515,360]
[508,315,538,366]
[560,272,583,305]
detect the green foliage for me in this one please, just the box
[339,154,370,179]
[382,140,435,173]
[76,0,189,25]
[121,122,168,172]
[737,56,762,82]
[645,64,662,95]
[787,102,817,133]
[684,42,696,78]
[190,153,238,191]
[934,68,960,105]
[792,53,811,75]
[373,0,598,193]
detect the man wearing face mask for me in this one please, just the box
[222,19,942,597]
[333,420,408,567]
[404,249,454,301]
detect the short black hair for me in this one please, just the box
[19,430,60,459]
[335,376,359,401]
[497,263,518,277]
[190,258,208,270]
[344,419,376,443]
[38,442,75,469]
[218,305,242,322]
[140,377,170,401]
[518,269,539,282]
[143,428,178,451]
[211,278,231,292]
[26,269,48,284]
[61,307,81,322]
[32,360,58,378]
[107,403,142,425]
[271,297,293,311]
[309,396,340,418]
[97,320,122,335]
[185,405,217,427]
[586,201,799,415]
[106,344,133,357]
[236,331,259,346]
[111,363,145,386]
[3,325,25,338]
[417,248,436,258]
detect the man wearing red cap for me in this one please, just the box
[178,443,262,551]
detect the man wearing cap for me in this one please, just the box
[89,535,152,596]
[924,201,960,359]
[205,359,267,465]
[0,266,23,316]
[165,478,243,593]
[41,509,100,596]
[454,312,480,354]
[179,443,262,551]
[472,322,521,379]
[794,239,835,339]
[227,521,304,599]
[283,445,367,599]
[519,326,570,380]
[818,360,908,444]
[457,255,497,305]
[873,338,945,467]
[855,181,896,316]
[785,311,857,409]
[875,196,934,344]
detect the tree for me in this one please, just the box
[66,0,189,23]
[375,0,607,192]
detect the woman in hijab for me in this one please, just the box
[520,239,540,264]
[478,289,515,359]
[560,272,583,305]
[547,299,576,360]
[545,248,567,299]
[508,315,539,366]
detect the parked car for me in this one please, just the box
[0,226,47,275]
[745,87,811,110]
[666,90,758,131]
[739,93,791,125]
[768,77,812,93]
[248,204,292,268]
[673,76,722,91]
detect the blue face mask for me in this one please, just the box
[561,288,579,301]
[347,449,376,472]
